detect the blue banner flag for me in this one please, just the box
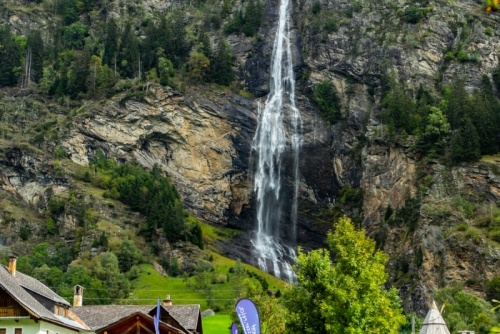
[231,322,238,334]
[235,298,260,334]
[154,297,161,334]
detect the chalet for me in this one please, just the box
[72,296,203,334]
[1,256,203,334]
[0,256,91,334]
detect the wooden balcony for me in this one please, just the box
[0,307,23,317]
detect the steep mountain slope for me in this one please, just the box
[0,0,499,316]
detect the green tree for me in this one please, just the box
[450,116,481,163]
[381,77,417,135]
[26,30,44,83]
[103,19,119,70]
[469,75,500,155]
[158,57,174,86]
[210,39,234,86]
[445,76,469,130]
[89,252,131,300]
[284,216,406,334]
[39,66,56,94]
[313,80,342,124]
[63,22,88,49]
[435,286,498,333]
[166,11,191,67]
[242,0,263,36]
[60,265,109,304]
[423,106,450,142]
[117,238,142,272]
[485,277,500,302]
[231,278,286,334]
[67,49,90,99]
[188,52,210,82]
[119,22,140,78]
[0,25,22,87]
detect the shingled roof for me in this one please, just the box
[0,265,88,331]
[163,305,201,331]
[71,305,152,330]
[72,304,200,333]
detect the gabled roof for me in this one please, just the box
[99,311,186,334]
[71,305,153,330]
[163,305,201,331]
[72,304,200,333]
[15,269,70,306]
[419,301,451,334]
[0,265,88,331]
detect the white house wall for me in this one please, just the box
[0,319,95,334]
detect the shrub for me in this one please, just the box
[54,146,69,158]
[311,0,321,14]
[20,226,30,241]
[456,50,469,62]
[312,80,342,124]
[404,5,423,24]
[489,230,500,242]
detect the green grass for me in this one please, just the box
[130,253,287,313]
[481,154,500,163]
[203,314,232,334]
[130,264,211,309]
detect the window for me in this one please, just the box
[0,328,6,334]
[15,328,22,334]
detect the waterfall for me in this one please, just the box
[251,0,301,282]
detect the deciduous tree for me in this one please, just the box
[284,216,406,333]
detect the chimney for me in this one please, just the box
[73,285,83,307]
[163,294,172,307]
[8,256,17,276]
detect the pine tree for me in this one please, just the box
[446,76,469,129]
[0,26,21,87]
[470,75,499,155]
[118,22,140,78]
[67,49,90,99]
[450,116,481,163]
[103,19,118,70]
[27,30,45,83]
[242,0,263,36]
[209,39,234,86]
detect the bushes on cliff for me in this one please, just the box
[224,0,263,36]
[90,151,201,248]
[312,80,342,124]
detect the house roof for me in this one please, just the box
[163,305,201,331]
[98,311,186,334]
[419,301,451,334]
[71,305,152,330]
[0,265,88,331]
[72,304,200,333]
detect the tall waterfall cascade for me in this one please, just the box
[251,0,301,282]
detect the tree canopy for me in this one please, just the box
[284,216,406,333]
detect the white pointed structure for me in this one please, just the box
[419,300,451,334]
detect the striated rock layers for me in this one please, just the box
[1,0,499,316]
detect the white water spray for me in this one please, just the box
[251,0,301,281]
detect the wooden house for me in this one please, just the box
[0,256,91,334]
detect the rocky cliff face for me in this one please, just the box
[0,0,499,315]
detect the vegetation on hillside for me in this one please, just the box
[378,72,500,164]
[0,0,249,101]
